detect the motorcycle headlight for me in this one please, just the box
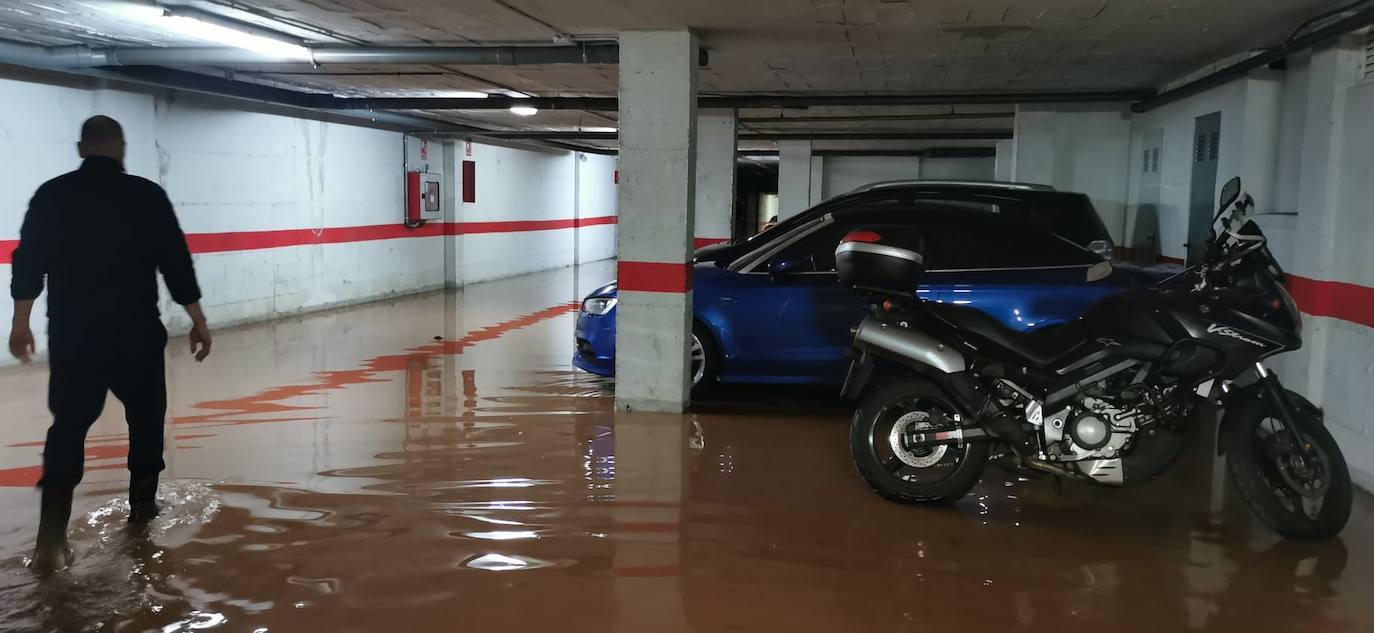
[582,297,617,316]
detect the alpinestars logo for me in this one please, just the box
[1207,323,1266,347]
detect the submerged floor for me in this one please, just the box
[2,261,1373,632]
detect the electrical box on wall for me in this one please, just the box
[407,171,443,223]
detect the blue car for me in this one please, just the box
[575,181,1149,388]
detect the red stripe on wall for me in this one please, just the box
[694,237,729,249]
[618,261,691,293]
[1287,275,1374,330]
[3,216,616,261]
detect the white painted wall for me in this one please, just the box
[0,73,617,366]
[817,155,996,201]
[1014,106,1133,243]
[920,157,997,180]
[820,156,920,199]
[457,142,616,284]
[1118,36,1374,490]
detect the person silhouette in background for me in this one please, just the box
[7,115,212,572]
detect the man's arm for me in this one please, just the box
[9,189,50,362]
[151,185,211,361]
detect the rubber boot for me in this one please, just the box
[30,486,75,573]
[128,474,160,523]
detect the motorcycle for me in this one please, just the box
[834,177,1351,540]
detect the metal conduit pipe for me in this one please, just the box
[456,130,1012,141]
[0,40,628,68]
[1132,6,1374,112]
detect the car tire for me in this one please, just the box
[691,323,720,397]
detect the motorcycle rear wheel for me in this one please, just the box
[850,377,989,504]
[1226,395,1352,540]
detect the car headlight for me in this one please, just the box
[582,297,617,316]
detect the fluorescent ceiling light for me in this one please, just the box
[161,11,311,60]
[435,91,489,99]
[581,127,617,133]
[509,106,539,116]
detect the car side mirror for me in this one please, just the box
[1087,239,1113,261]
[1086,260,1113,283]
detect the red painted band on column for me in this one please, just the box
[694,237,729,249]
[1287,275,1374,330]
[618,261,692,293]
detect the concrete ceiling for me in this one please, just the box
[0,0,1350,145]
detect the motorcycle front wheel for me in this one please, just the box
[850,376,989,504]
[1226,392,1352,540]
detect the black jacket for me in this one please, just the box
[10,157,202,327]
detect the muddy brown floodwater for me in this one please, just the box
[2,264,1372,632]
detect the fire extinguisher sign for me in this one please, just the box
[465,138,473,157]
[419,139,429,161]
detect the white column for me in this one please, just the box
[809,155,825,205]
[994,139,1014,181]
[1011,106,1056,184]
[777,139,813,220]
[614,30,698,413]
[693,109,737,248]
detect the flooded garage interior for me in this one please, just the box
[5,1,1374,631]
[1,264,1372,632]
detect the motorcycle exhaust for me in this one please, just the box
[853,316,966,374]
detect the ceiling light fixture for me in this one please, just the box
[509,106,539,116]
[160,7,311,60]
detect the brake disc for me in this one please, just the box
[889,410,947,468]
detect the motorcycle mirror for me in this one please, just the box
[1086,260,1113,283]
[1219,176,1242,212]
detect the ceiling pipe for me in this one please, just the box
[1132,5,1374,112]
[739,148,997,158]
[0,40,634,68]
[355,91,1146,111]
[740,112,1014,123]
[461,130,1011,141]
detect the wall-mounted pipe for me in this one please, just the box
[1131,6,1374,112]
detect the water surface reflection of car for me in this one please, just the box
[575,181,1150,388]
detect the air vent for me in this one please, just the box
[1365,29,1374,80]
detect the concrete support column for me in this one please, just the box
[614,30,698,413]
[693,109,737,248]
[994,139,1014,181]
[777,140,813,220]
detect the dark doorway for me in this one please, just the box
[1186,112,1221,266]
[734,163,779,240]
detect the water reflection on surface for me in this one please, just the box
[0,263,1372,632]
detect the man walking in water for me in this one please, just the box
[8,115,212,571]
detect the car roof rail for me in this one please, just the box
[847,180,1058,194]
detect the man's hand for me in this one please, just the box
[184,302,212,362]
[189,320,212,362]
[10,299,36,362]
[8,325,35,362]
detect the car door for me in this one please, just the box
[921,212,1111,330]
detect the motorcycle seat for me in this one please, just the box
[924,302,1085,367]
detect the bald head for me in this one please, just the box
[78,115,126,163]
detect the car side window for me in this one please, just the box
[925,213,1099,270]
[766,198,912,273]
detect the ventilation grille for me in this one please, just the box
[1365,30,1374,80]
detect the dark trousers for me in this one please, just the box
[40,318,169,490]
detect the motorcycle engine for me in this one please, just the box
[1044,396,1141,462]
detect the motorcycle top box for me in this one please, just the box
[835,227,926,297]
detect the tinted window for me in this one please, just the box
[770,198,917,272]
[925,212,1099,270]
